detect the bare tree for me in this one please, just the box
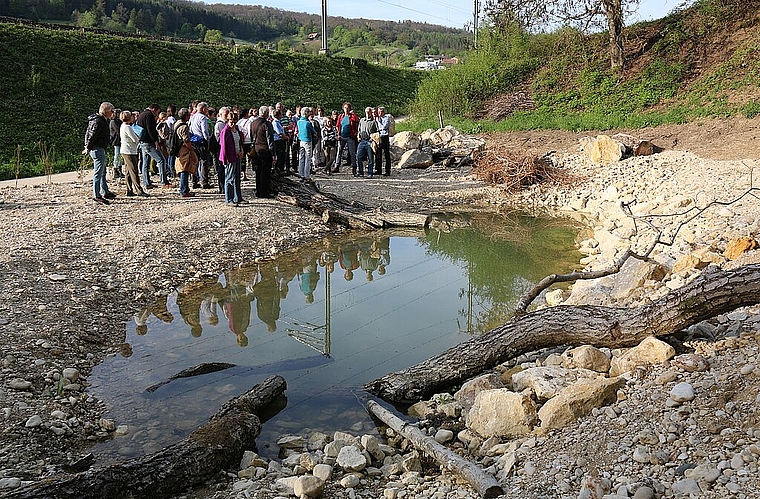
[484,0,640,69]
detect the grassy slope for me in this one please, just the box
[0,22,424,179]
[408,0,760,133]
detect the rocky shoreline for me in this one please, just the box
[1,131,760,499]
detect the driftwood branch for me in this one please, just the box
[273,175,430,229]
[367,400,503,498]
[366,264,760,403]
[9,375,287,499]
[515,184,760,314]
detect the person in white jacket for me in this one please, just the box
[119,110,149,198]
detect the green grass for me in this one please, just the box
[0,22,424,180]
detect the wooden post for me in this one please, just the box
[367,400,504,498]
[438,110,444,130]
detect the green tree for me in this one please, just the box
[196,23,207,41]
[78,10,98,28]
[204,29,224,44]
[485,0,637,69]
[154,12,166,35]
[112,2,129,24]
[179,22,195,39]
[127,8,137,31]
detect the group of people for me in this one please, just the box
[83,100,396,206]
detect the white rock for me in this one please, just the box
[670,382,695,403]
[294,475,324,497]
[340,474,360,488]
[312,463,333,481]
[25,415,42,428]
[62,368,80,382]
[434,429,454,444]
[466,389,537,437]
[337,445,367,471]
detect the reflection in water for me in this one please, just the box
[87,212,580,463]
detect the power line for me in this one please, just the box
[373,0,461,24]
[417,0,472,15]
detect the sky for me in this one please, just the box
[202,0,686,30]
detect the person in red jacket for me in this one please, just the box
[333,101,360,174]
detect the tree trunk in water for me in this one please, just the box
[367,401,504,498]
[603,0,624,70]
[366,264,760,403]
[8,375,287,499]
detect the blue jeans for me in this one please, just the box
[336,137,357,172]
[298,141,313,179]
[139,142,168,186]
[113,145,122,169]
[179,172,190,195]
[224,161,242,203]
[89,148,110,199]
[167,155,176,178]
[356,139,374,176]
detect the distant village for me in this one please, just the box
[414,55,458,70]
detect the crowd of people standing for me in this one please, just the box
[83,100,396,206]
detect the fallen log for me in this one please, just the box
[366,264,760,403]
[367,400,503,499]
[273,175,430,229]
[8,375,287,499]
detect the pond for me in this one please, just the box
[87,211,581,462]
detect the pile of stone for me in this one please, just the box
[230,429,481,499]
[390,126,485,170]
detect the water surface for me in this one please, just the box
[88,212,580,461]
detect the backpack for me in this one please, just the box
[171,123,186,157]
[388,114,396,137]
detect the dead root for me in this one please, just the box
[472,144,571,191]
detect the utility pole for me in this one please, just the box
[473,0,479,48]
[320,0,330,56]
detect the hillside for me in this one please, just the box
[0,0,469,56]
[411,0,760,132]
[0,21,424,179]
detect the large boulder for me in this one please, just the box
[465,388,537,438]
[609,258,667,301]
[336,445,367,471]
[391,131,421,150]
[561,345,611,373]
[454,373,504,411]
[538,376,625,430]
[588,135,625,164]
[511,367,603,400]
[724,237,759,260]
[423,126,458,146]
[609,336,675,376]
[398,149,434,169]
[294,476,325,497]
